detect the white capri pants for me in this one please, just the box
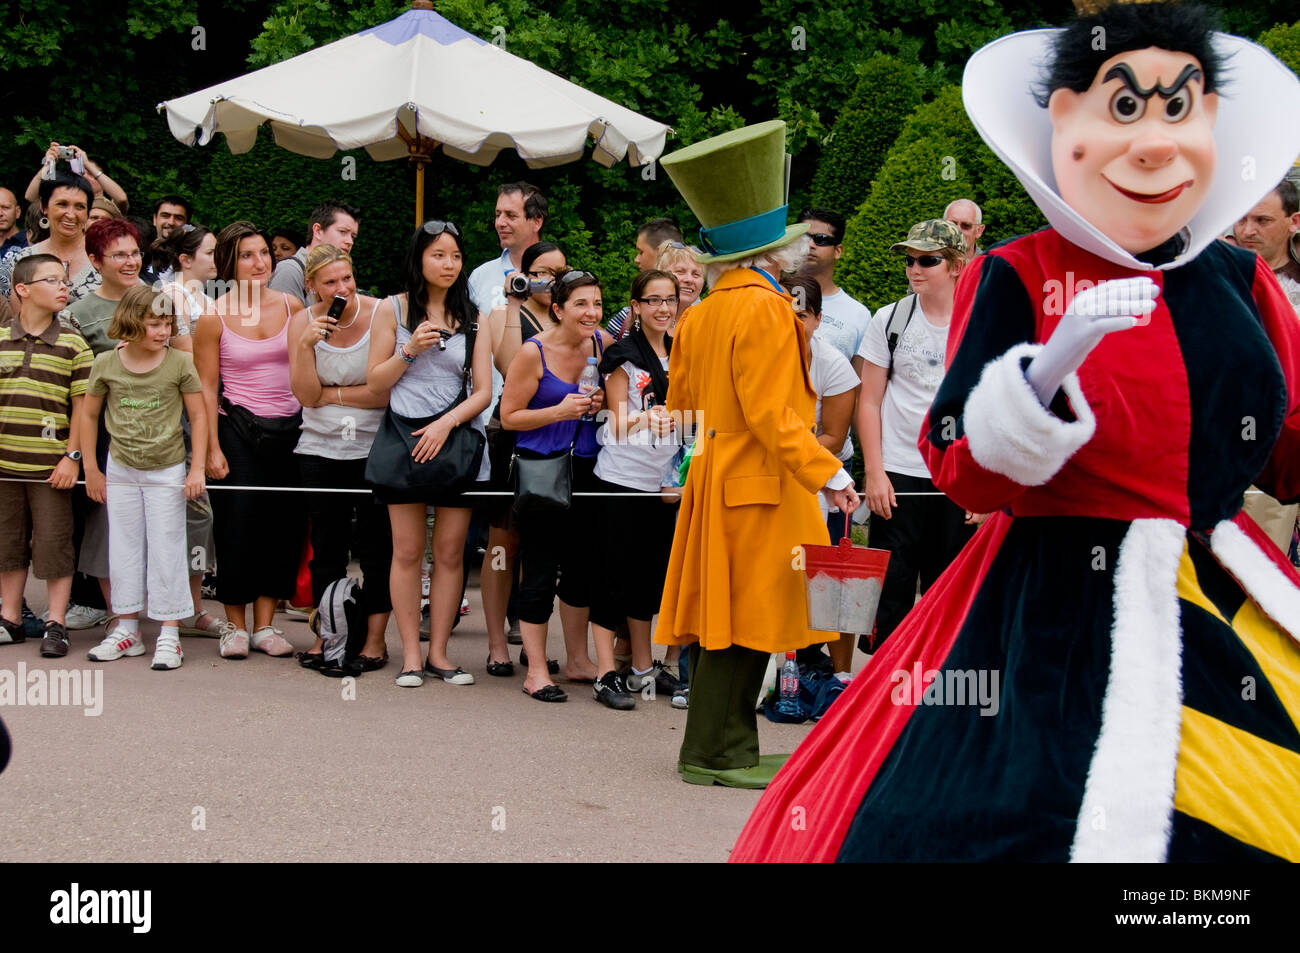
[106,456,194,621]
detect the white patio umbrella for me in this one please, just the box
[158,0,671,224]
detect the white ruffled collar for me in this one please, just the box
[963,29,1300,270]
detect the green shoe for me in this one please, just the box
[677,753,791,789]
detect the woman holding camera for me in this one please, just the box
[367,222,492,689]
[479,242,568,672]
[500,270,610,702]
[289,244,393,673]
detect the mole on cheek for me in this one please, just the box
[1073,145,1086,161]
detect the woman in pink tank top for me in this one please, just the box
[194,221,305,661]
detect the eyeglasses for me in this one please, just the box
[528,267,563,278]
[637,295,678,309]
[558,270,598,286]
[105,250,143,263]
[904,255,946,269]
[420,220,461,237]
[24,277,71,289]
[807,232,838,247]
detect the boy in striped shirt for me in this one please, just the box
[0,253,91,657]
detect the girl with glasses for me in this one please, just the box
[586,270,683,709]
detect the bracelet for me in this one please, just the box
[399,345,416,364]
[447,409,459,426]
[337,386,343,405]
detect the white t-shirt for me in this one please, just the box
[594,356,681,492]
[468,249,513,317]
[814,287,871,364]
[808,336,858,463]
[857,296,951,478]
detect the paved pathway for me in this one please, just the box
[1,571,837,862]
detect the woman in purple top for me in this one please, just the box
[500,271,611,701]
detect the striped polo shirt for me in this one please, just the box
[0,313,92,476]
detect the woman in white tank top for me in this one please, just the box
[287,245,394,675]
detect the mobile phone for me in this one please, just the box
[322,295,347,337]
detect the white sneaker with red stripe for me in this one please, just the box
[88,627,146,661]
[151,634,183,670]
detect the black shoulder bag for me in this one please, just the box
[365,321,486,493]
[510,337,598,515]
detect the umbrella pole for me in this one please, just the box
[415,159,426,228]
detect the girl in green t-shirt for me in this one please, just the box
[80,286,207,670]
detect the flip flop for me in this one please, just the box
[296,651,326,671]
[486,656,515,677]
[522,684,568,703]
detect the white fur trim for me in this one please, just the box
[963,343,1096,486]
[1209,519,1300,647]
[1071,519,1185,863]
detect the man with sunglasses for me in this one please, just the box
[796,208,872,372]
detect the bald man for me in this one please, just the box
[0,188,25,257]
[943,198,985,261]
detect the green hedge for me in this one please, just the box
[836,85,1045,310]
[810,55,923,215]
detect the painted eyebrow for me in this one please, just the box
[1103,62,1203,100]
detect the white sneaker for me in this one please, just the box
[88,627,146,661]
[219,625,250,659]
[250,626,294,657]
[151,636,183,670]
[63,603,111,630]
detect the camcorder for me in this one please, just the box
[506,273,553,298]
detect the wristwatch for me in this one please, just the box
[64,450,82,461]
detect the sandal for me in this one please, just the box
[486,656,515,677]
[347,654,388,674]
[522,684,567,703]
[296,651,327,671]
[518,649,560,675]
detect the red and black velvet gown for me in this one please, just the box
[732,229,1300,863]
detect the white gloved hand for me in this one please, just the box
[1026,276,1158,406]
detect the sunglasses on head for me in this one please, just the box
[420,220,460,237]
[807,232,839,247]
[904,254,946,269]
[558,269,598,286]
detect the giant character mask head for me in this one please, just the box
[1041,2,1222,254]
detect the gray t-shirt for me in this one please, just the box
[268,246,310,307]
[67,291,126,355]
[88,346,202,470]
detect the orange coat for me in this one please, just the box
[655,268,844,653]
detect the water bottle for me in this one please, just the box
[776,651,801,718]
[578,356,600,421]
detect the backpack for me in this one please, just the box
[318,577,365,673]
[884,294,918,382]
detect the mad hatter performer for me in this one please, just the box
[654,120,861,789]
[733,1,1300,861]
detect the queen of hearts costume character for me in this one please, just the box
[733,1,1300,861]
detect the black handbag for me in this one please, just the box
[365,320,485,493]
[511,441,575,515]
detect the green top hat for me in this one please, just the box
[660,120,809,264]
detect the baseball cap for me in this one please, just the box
[890,219,965,254]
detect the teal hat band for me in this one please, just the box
[698,205,789,257]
